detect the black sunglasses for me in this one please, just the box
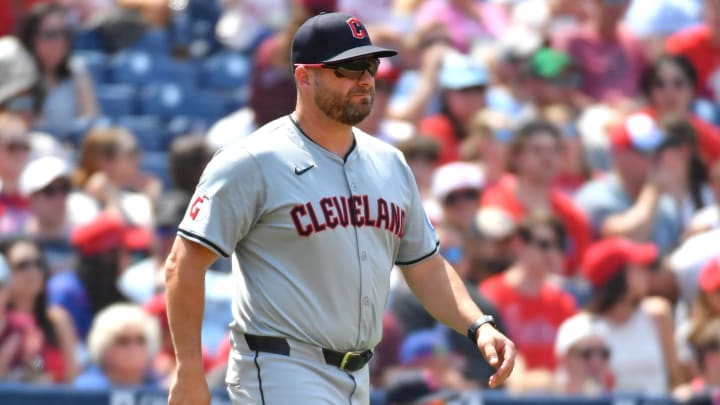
[528,237,562,252]
[37,181,71,198]
[295,58,380,80]
[700,341,720,353]
[652,77,689,90]
[444,189,480,206]
[2,140,30,153]
[12,258,44,272]
[574,346,611,360]
[37,29,71,40]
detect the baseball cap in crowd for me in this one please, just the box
[555,313,604,357]
[291,12,397,65]
[528,48,573,80]
[431,161,484,203]
[0,254,10,286]
[581,237,658,289]
[699,255,720,293]
[0,36,38,105]
[19,156,72,197]
[610,112,665,153]
[439,51,489,90]
[472,207,516,240]
[399,328,450,366]
[71,212,152,256]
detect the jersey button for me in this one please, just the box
[361,296,370,305]
[361,251,367,260]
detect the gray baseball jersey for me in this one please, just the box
[178,115,439,352]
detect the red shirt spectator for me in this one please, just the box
[481,175,591,275]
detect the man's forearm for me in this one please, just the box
[601,183,661,241]
[401,255,483,335]
[165,240,213,369]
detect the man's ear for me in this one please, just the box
[294,67,312,87]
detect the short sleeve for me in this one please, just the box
[573,180,626,235]
[178,147,265,257]
[394,160,439,266]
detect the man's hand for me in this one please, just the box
[476,324,516,389]
[168,366,211,405]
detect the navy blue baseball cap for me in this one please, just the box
[291,12,397,65]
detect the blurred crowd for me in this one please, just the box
[1,0,720,403]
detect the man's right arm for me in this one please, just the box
[165,236,219,405]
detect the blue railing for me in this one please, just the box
[0,384,682,405]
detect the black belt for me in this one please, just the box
[244,334,373,372]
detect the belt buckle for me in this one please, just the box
[339,350,373,371]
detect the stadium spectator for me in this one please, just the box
[665,0,720,103]
[458,111,509,187]
[0,236,78,383]
[429,161,484,235]
[73,126,160,225]
[0,112,33,235]
[481,119,591,275]
[575,112,685,255]
[581,237,681,394]
[638,55,720,167]
[17,3,99,135]
[675,318,720,402]
[480,212,577,373]
[48,212,151,340]
[396,135,441,201]
[522,48,585,113]
[413,0,509,54]
[74,303,160,389]
[0,36,38,123]
[168,134,214,196]
[419,51,489,165]
[0,252,45,383]
[18,156,94,274]
[553,313,614,395]
[462,207,516,285]
[552,0,646,106]
[686,160,720,236]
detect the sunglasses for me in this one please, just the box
[574,346,611,360]
[12,258,44,272]
[444,189,479,206]
[115,334,147,347]
[37,181,71,198]
[3,95,35,113]
[295,58,380,80]
[701,341,720,353]
[37,29,71,40]
[652,77,688,90]
[2,140,30,153]
[528,237,562,252]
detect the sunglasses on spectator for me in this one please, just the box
[115,334,147,347]
[12,258,44,272]
[3,94,34,113]
[527,237,562,252]
[652,77,688,90]
[573,346,611,360]
[295,58,380,80]
[1,140,30,153]
[37,29,71,40]
[443,189,480,206]
[37,181,71,198]
[701,341,720,353]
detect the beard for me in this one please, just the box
[312,77,374,126]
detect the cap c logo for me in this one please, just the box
[346,17,367,39]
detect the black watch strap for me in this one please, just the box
[467,315,497,343]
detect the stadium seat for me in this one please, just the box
[198,52,251,90]
[139,83,196,119]
[129,28,171,54]
[72,51,109,84]
[114,115,171,152]
[141,151,172,189]
[96,84,139,117]
[73,28,104,51]
[187,90,235,123]
[110,50,198,86]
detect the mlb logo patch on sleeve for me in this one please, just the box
[188,193,211,221]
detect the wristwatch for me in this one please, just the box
[467,314,497,343]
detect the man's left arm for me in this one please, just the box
[400,254,516,388]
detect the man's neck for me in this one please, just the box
[293,106,355,158]
[31,217,67,240]
[505,265,544,296]
[515,176,552,207]
[105,367,144,386]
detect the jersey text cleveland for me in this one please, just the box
[290,195,406,238]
